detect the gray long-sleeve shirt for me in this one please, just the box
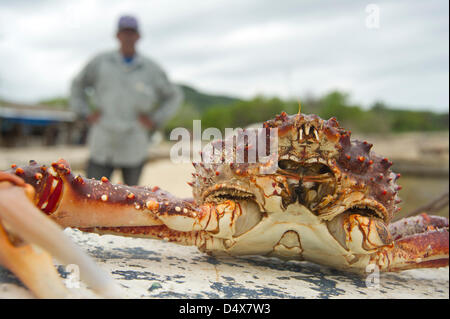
[70,50,183,166]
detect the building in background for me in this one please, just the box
[0,101,81,147]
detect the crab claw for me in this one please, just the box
[0,171,123,298]
[370,214,449,271]
[329,212,449,272]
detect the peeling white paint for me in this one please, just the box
[2,228,447,299]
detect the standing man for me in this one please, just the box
[70,15,183,185]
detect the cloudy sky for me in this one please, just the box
[0,0,448,111]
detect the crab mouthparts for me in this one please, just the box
[278,160,336,210]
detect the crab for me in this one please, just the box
[0,112,448,298]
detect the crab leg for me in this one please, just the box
[5,160,244,249]
[0,172,123,298]
[336,212,449,272]
[370,214,449,271]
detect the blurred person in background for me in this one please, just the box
[70,15,183,185]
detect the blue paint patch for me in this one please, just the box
[221,276,235,282]
[112,247,162,258]
[148,282,162,291]
[112,270,162,281]
[291,275,345,298]
[152,291,206,298]
[166,256,188,262]
[210,281,291,298]
[0,267,25,287]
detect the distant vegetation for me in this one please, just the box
[166,88,449,136]
[37,97,69,108]
[36,85,449,136]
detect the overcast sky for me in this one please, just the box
[0,0,448,111]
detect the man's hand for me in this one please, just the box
[138,114,155,130]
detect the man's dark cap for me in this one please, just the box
[118,15,139,32]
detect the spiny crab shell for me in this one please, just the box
[189,112,401,267]
[193,112,400,221]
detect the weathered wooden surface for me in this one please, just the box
[0,229,448,299]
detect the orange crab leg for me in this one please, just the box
[5,160,242,248]
[371,214,449,271]
[335,212,448,272]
